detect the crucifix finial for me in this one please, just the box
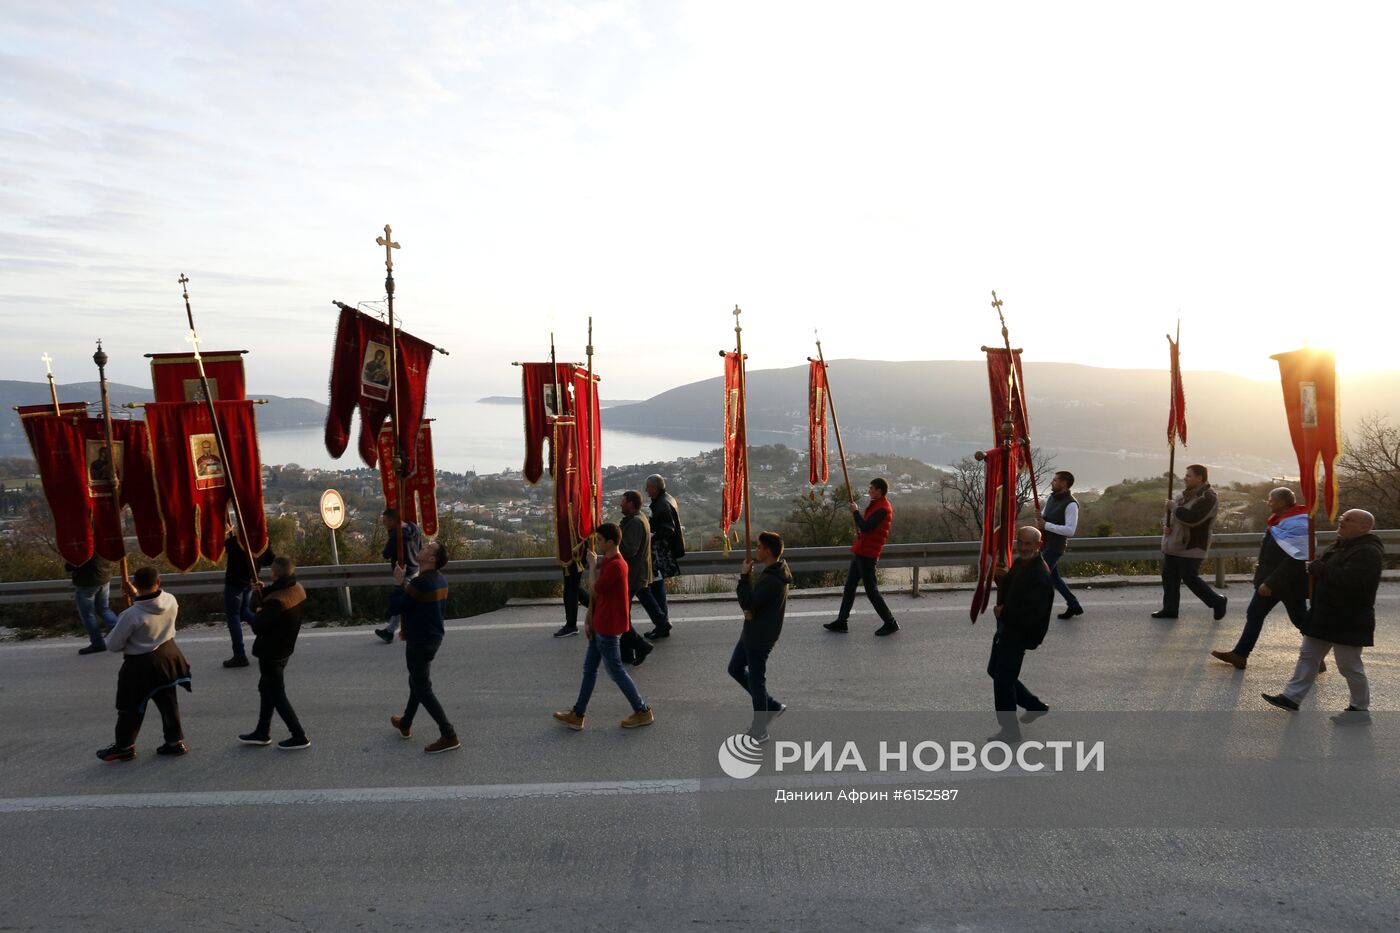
[376,224,400,271]
[41,352,54,375]
[185,329,202,361]
[178,273,190,299]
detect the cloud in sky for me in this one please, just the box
[3,0,1398,404]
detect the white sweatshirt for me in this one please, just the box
[106,591,179,656]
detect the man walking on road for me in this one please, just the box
[618,491,662,664]
[825,477,899,636]
[376,509,423,643]
[1154,464,1228,620]
[388,540,461,754]
[239,556,310,750]
[1040,470,1084,620]
[553,522,655,731]
[67,555,118,656]
[1263,509,1384,724]
[731,531,792,742]
[987,526,1054,742]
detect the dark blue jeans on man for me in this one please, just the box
[223,584,257,657]
[402,640,455,738]
[1231,590,1309,657]
[574,634,646,715]
[987,633,1045,736]
[728,638,781,731]
[836,555,894,623]
[74,584,119,647]
[1160,555,1223,615]
[1041,545,1081,612]
[256,656,306,739]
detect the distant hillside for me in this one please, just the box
[479,396,642,408]
[602,361,1400,489]
[0,380,328,455]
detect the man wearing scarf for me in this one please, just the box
[1210,488,1311,671]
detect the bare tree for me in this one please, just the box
[780,483,856,547]
[937,446,1056,539]
[1338,414,1400,527]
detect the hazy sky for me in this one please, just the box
[4,1,1397,402]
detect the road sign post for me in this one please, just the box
[320,489,352,616]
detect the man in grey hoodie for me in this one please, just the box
[96,566,192,762]
[1154,463,1228,620]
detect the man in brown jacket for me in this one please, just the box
[239,557,310,750]
[1154,463,1228,620]
[618,491,661,665]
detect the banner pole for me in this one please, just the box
[813,332,854,505]
[733,305,752,561]
[92,341,132,607]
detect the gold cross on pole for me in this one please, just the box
[185,328,202,361]
[41,352,54,376]
[376,224,400,271]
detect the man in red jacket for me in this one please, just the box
[825,477,899,636]
[553,522,655,731]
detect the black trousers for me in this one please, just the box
[256,656,306,738]
[115,687,183,748]
[403,640,455,738]
[1160,555,1223,613]
[563,566,589,626]
[986,634,1043,736]
[836,555,894,623]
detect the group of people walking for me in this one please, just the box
[70,458,1386,761]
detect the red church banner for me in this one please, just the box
[145,400,267,571]
[324,304,436,473]
[551,419,584,565]
[519,362,574,485]
[377,422,439,535]
[21,411,164,565]
[1167,334,1188,447]
[1271,348,1341,520]
[808,359,829,486]
[148,351,247,403]
[570,365,601,540]
[984,348,1030,447]
[721,351,747,537]
[970,444,1020,623]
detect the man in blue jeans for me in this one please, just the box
[1039,470,1084,620]
[553,522,655,731]
[731,531,792,742]
[388,540,461,754]
[67,555,119,656]
[222,524,274,668]
[376,508,423,643]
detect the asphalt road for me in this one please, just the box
[2,583,1399,931]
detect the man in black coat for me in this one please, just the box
[988,526,1054,742]
[731,531,793,742]
[1263,509,1384,725]
[239,557,310,749]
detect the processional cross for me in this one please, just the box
[376,225,400,271]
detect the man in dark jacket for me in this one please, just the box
[1211,487,1311,670]
[222,525,275,668]
[731,531,793,742]
[1264,509,1384,724]
[67,555,119,655]
[987,526,1054,742]
[239,556,310,750]
[643,474,683,640]
[618,491,662,664]
[376,508,423,643]
[824,477,899,636]
[388,540,460,753]
[1154,464,1228,620]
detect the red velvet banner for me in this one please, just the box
[808,360,829,485]
[984,348,1030,447]
[145,400,267,571]
[570,366,601,539]
[722,351,748,537]
[1167,335,1188,446]
[148,351,247,403]
[1271,348,1340,520]
[519,362,574,484]
[21,411,164,565]
[324,304,435,473]
[970,444,1020,622]
[551,419,584,565]
[377,422,438,535]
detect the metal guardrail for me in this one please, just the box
[3,530,1396,606]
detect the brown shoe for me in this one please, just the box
[552,709,585,731]
[1318,658,1327,673]
[1210,649,1247,670]
[424,734,461,754]
[621,708,655,729]
[390,715,411,739]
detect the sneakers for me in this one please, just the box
[1261,693,1300,712]
[390,715,412,739]
[1058,605,1084,620]
[1210,649,1247,670]
[552,708,586,731]
[424,734,461,754]
[222,655,250,668]
[78,643,106,655]
[277,736,311,750]
[1331,706,1371,726]
[96,744,135,763]
[874,620,900,637]
[1020,708,1050,724]
[375,628,395,644]
[156,741,189,756]
[823,620,849,633]
[630,643,653,667]
[643,624,672,640]
[1150,610,1178,619]
[553,624,579,638]
[621,708,655,729]
[1213,597,1229,621]
[746,728,769,743]
[238,732,272,746]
